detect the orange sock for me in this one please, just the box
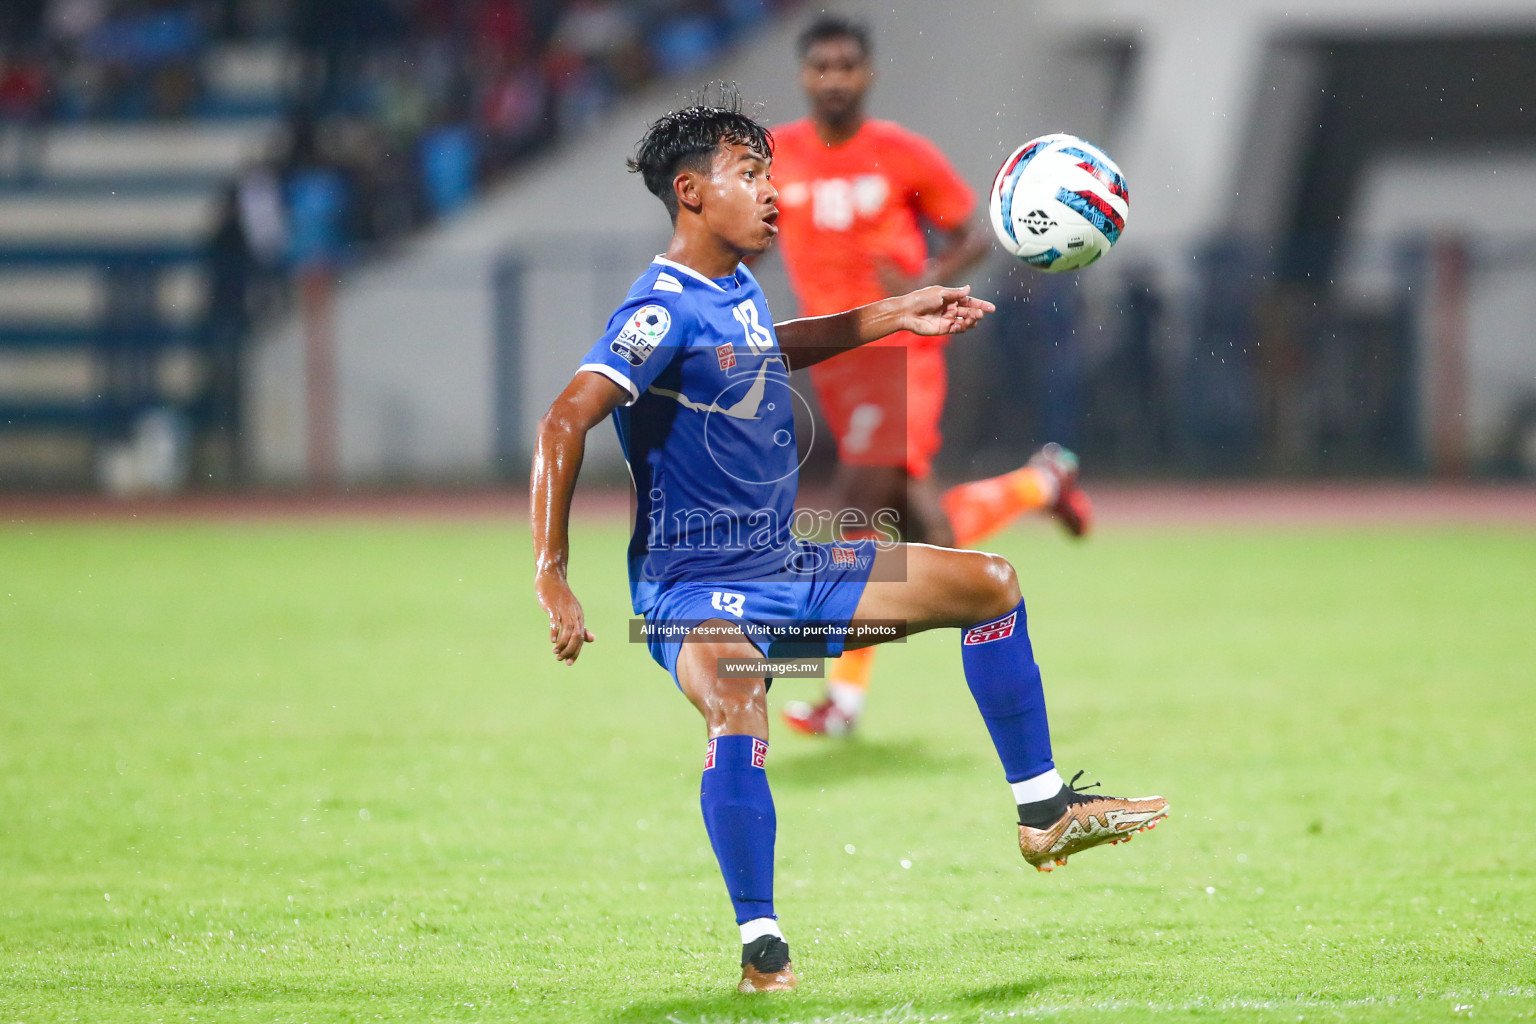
[821,527,881,709]
[828,644,876,689]
[942,465,1056,548]
[825,644,876,716]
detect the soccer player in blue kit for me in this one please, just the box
[530,97,1168,994]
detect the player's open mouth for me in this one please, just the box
[763,211,779,233]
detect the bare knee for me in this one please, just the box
[700,675,767,735]
[977,553,1021,619]
[678,644,769,738]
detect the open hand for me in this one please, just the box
[899,285,996,337]
[536,572,596,665]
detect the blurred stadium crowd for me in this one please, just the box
[0,0,804,490]
[1,0,793,250]
[3,2,1533,493]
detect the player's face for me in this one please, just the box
[699,143,779,255]
[800,37,871,125]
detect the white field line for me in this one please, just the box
[662,987,1536,1024]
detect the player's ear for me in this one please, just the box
[674,169,703,216]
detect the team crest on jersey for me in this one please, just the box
[963,610,1017,645]
[610,304,671,366]
[716,343,736,371]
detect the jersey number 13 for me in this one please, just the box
[732,300,774,356]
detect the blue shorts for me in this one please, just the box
[642,539,878,688]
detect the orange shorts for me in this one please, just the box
[808,334,947,480]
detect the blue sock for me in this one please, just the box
[960,598,1055,783]
[699,735,776,925]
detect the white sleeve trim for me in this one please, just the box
[578,363,641,405]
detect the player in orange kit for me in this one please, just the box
[772,16,1094,736]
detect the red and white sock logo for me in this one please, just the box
[705,737,768,769]
[964,610,1017,645]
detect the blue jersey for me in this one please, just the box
[578,257,801,613]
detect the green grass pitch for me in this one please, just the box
[2,513,1533,1023]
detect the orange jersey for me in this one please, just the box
[770,117,976,322]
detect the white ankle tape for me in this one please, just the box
[1011,768,1065,806]
[740,917,783,944]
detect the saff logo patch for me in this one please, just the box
[963,611,1017,645]
[610,303,671,366]
[751,739,768,768]
[704,738,717,770]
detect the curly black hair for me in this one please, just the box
[796,14,871,60]
[627,85,773,221]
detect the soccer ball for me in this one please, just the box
[988,133,1129,273]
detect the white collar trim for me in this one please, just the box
[652,255,732,292]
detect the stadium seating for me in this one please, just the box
[0,40,286,488]
[1,0,801,489]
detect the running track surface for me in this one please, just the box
[2,484,1534,527]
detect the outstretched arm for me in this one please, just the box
[775,285,996,370]
[531,371,630,665]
